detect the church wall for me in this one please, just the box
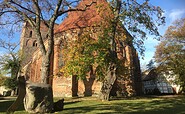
[20,19,142,97]
[78,78,101,97]
[21,26,142,97]
[53,27,142,97]
[132,49,143,95]
[52,28,102,97]
[26,51,42,83]
[52,76,72,97]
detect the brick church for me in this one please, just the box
[20,0,142,97]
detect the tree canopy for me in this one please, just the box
[61,0,165,78]
[154,18,185,90]
[60,0,165,100]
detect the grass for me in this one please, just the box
[0,95,185,114]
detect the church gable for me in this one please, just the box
[54,0,110,33]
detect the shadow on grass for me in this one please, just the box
[112,97,185,114]
[60,96,185,114]
[65,100,81,105]
[1,96,185,114]
[0,100,14,112]
[0,100,25,113]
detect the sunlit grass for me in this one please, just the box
[60,96,185,114]
[0,95,185,114]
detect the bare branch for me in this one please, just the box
[0,38,19,53]
[57,1,96,16]
[32,0,47,55]
[9,0,36,15]
[4,2,35,27]
[0,10,16,16]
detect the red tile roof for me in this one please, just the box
[54,0,108,33]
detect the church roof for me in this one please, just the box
[54,0,108,33]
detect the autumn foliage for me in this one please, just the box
[154,18,185,90]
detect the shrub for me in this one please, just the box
[3,77,18,90]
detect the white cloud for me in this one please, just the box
[169,9,185,22]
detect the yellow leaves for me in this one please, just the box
[154,18,185,87]
[58,26,112,79]
[164,18,185,43]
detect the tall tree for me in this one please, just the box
[0,0,95,84]
[0,38,20,79]
[61,0,165,100]
[154,18,185,91]
[101,1,164,100]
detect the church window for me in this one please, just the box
[29,31,32,37]
[26,40,29,46]
[33,40,37,47]
[59,42,64,68]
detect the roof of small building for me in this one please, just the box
[142,69,158,81]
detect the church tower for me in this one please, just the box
[20,21,48,66]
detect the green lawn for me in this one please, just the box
[0,95,185,114]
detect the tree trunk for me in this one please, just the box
[7,76,26,113]
[38,25,54,84]
[41,55,51,84]
[99,63,117,101]
[98,1,121,101]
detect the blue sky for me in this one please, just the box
[140,0,185,69]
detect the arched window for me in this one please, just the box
[33,40,37,47]
[29,31,32,37]
[26,39,30,46]
[25,39,33,47]
[46,34,49,38]
[59,42,64,67]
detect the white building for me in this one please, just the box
[142,69,180,95]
